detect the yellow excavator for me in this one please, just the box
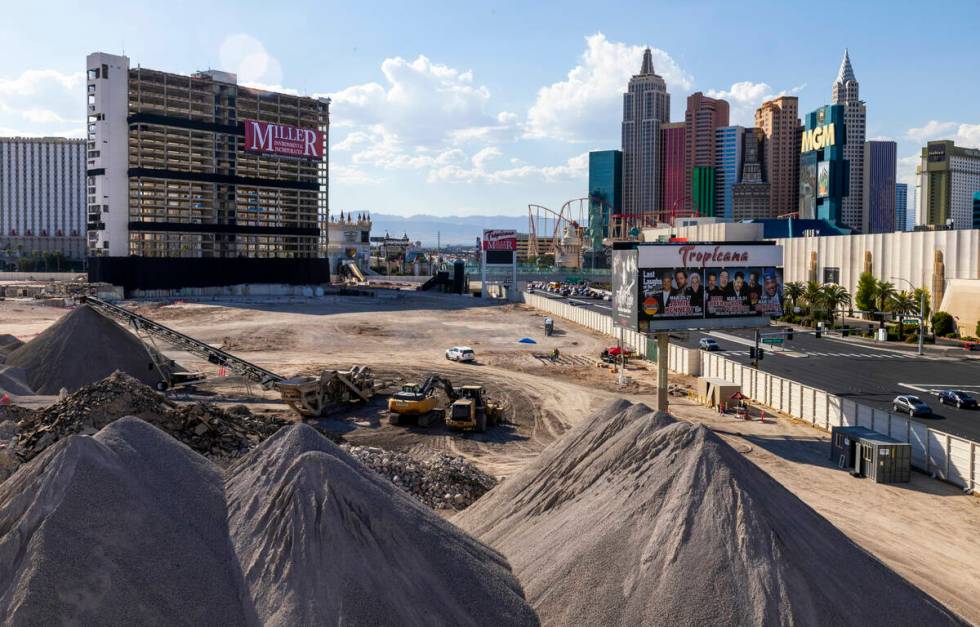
[445,385,503,433]
[388,374,458,427]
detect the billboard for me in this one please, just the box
[613,244,783,331]
[482,229,518,251]
[243,119,325,160]
[611,249,638,330]
[800,152,817,217]
[817,161,831,198]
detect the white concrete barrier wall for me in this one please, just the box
[523,290,978,491]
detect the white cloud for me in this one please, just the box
[906,121,980,149]
[897,154,920,187]
[524,33,693,142]
[332,164,377,185]
[706,81,806,127]
[471,146,502,169]
[428,151,588,184]
[327,54,507,147]
[0,69,85,136]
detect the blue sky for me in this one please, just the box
[2,0,978,217]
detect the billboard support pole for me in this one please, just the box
[657,333,669,412]
[617,327,625,386]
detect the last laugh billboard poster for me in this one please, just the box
[634,244,783,330]
[702,267,784,318]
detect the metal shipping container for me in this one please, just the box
[830,426,911,484]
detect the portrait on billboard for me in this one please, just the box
[611,250,638,330]
[638,267,704,330]
[705,267,783,318]
[817,161,831,198]
[799,152,817,217]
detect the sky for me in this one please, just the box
[1,0,979,218]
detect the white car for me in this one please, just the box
[446,346,475,362]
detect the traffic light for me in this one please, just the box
[749,347,757,359]
[842,326,849,337]
[815,327,822,338]
[786,329,794,341]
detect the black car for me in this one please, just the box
[892,395,933,417]
[938,390,978,409]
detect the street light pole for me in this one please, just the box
[891,276,924,356]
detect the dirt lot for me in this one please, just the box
[3,292,979,622]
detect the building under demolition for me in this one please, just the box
[85,52,330,291]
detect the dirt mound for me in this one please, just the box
[456,400,963,626]
[16,372,288,464]
[226,424,538,626]
[0,334,23,362]
[0,418,257,624]
[0,366,33,396]
[5,305,163,393]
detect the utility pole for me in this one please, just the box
[656,333,669,412]
[752,328,761,367]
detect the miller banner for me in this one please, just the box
[244,119,325,160]
[613,243,783,331]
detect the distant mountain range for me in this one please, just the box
[367,213,528,247]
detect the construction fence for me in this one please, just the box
[521,291,978,492]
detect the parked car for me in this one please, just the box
[938,390,978,409]
[892,395,933,417]
[698,338,721,351]
[445,346,475,362]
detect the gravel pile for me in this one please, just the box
[457,400,964,626]
[0,366,34,396]
[0,421,17,482]
[15,372,288,464]
[0,334,23,362]
[5,305,166,393]
[0,418,257,624]
[342,444,497,510]
[226,424,537,626]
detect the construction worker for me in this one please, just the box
[551,347,560,362]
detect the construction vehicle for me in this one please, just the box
[445,385,503,432]
[278,366,375,417]
[78,296,372,418]
[388,374,457,426]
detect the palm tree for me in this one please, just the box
[874,280,897,316]
[890,290,917,333]
[821,284,852,325]
[803,280,824,317]
[784,281,804,313]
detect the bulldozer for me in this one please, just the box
[278,366,375,418]
[388,374,457,427]
[445,385,503,433]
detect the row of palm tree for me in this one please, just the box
[784,280,852,324]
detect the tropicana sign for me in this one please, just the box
[800,122,837,153]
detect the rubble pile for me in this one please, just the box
[0,420,18,482]
[343,444,497,510]
[14,372,288,464]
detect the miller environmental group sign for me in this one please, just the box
[244,119,325,160]
[482,229,518,251]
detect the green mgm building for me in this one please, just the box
[799,104,848,226]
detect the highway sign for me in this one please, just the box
[762,337,784,345]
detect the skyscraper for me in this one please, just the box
[831,49,866,231]
[732,128,770,220]
[588,150,622,246]
[714,126,744,221]
[862,140,897,233]
[916,140,980,229]
[684,92,729,215]
[658,122,685,221]
[621,48,670,225]
[895,183,908,232]
[755,96,800,216]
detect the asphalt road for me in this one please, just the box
[531,290,980,442]
[675,328,980,442]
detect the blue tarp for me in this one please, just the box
[518,338,537,344]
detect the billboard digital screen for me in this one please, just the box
[482,229,518,251]
[613,244,783,331]
[800,152,817,217]
[817,161,831,198]
[244,119,325,160]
